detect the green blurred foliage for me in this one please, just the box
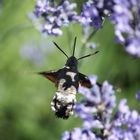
[0,0,140,140]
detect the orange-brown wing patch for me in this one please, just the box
[79,73,92,88]
[38,71,59,85]
[78,73,92,88]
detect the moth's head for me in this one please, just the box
[53,37,77,70]
[65,56,78,69]
[51,91,76,119]
[53,37,99,70]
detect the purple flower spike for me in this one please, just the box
[62,128,97,140]
[125,38,140,57]
[62,76,140,140]
[111,0,140,56]
[34,0,78,36]
[136,91,140,101]
[33,0,140,56]
[79,0,103,29]
[77,76,116,116]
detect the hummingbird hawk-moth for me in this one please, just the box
[38,37,99,119]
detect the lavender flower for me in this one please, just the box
[136,91,140,101]
[33,0,140,57]
[110,0,140,56]
[62,75,140,140]
[80,0,140,56]
[34,0,78,36]
[108,99,140,140]
[33,0,106,36]
[79,0,103,29]
[62,128,96,140]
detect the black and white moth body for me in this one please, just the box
[39,37,99,119]
[51,61,78,119]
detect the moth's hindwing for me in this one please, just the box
[79,73,92,88]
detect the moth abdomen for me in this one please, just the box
[51,90,76,119]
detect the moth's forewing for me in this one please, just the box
[78,73,92,88]
[38,70,59,86]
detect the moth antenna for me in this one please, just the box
[53,41,69,58]
[78,51,99,60]
[72,37,77,56]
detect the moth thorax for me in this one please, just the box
[51,90,77,119]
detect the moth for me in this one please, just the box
[38,37,99,119]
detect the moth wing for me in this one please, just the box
[79,73,101,88]
[78,73,92,88]
[38,70,60,85]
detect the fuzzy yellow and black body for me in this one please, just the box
[39,37,98,119]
